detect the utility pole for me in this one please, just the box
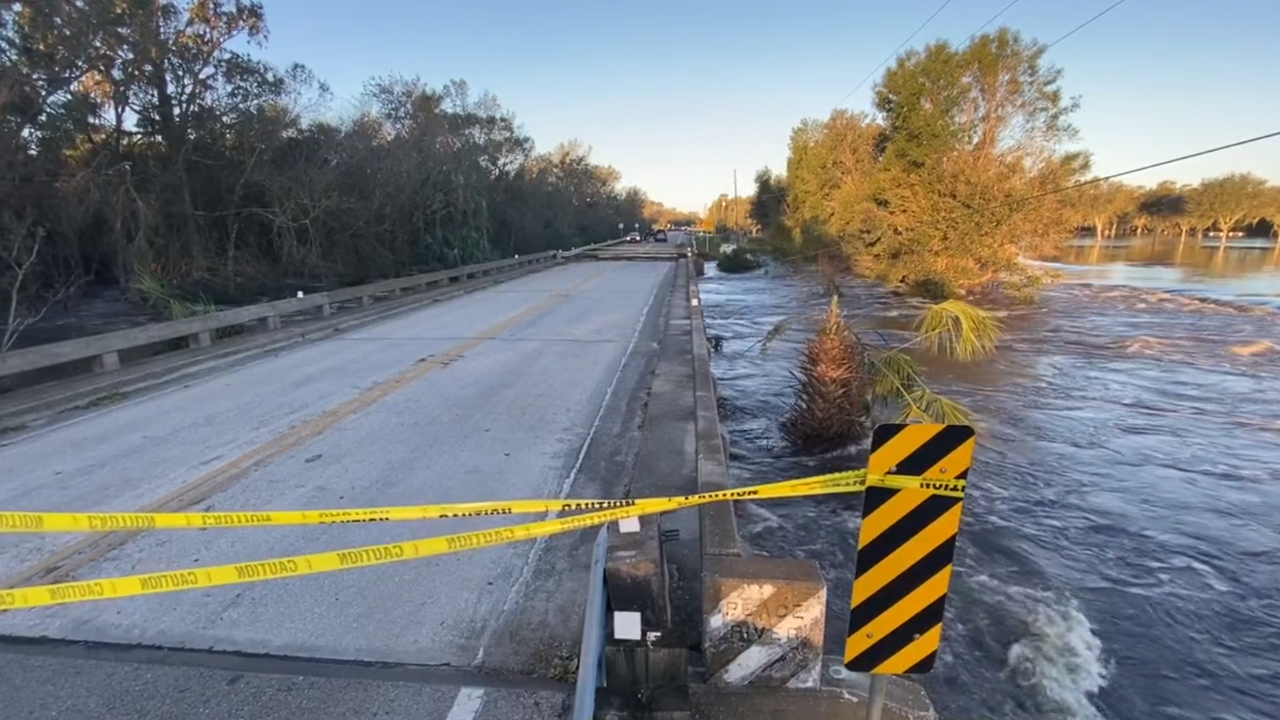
[732,169,739,239]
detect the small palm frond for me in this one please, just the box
[913,299,1003,362]
[745,317,794,354]
[130,270,188,319]
[868,348,923,402]
[762,317,792,351]
[130,268,218,321]
[192,294,218,314]
[897,387,972,425]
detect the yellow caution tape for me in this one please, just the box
[0,471,964,534]
[0,471,965,611]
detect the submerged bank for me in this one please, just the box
[698,251,1279,720]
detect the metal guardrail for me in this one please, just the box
[0,238,627,380]
[572,525,610,720]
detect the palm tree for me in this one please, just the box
[774,296,1001,452]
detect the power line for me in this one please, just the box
[733,0,1152,218]
[732,130,1280,263]
[990,129,1280,209]
[966,0,1023,43]
[834,0,955,109]
[833,0,1131,112]
[1047,0,1130,48]
[749,0,1135,204]
[745,128,1280,214]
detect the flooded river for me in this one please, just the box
[698,239,1279,720]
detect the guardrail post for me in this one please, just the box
[265,314,281,331]
[188,331,212,349]
[361,295,372,307]
[604,517,669,631]
[321,303,332,317]
[598,516,690,719]
[92,351,120,373]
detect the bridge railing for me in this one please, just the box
[572,525,610,720]
[0,238,626,383]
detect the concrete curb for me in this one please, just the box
[0,263,552,432]
[688,277,742,557]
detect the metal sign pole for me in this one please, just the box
[865,675,887,720]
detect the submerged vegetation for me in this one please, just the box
[715,247,762,274]
[777,295,1002,452]
[780,297,869,451]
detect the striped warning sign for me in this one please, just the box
[843,423,976,675]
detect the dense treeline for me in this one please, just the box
[1,0,647,350]
[747,27,1280,299]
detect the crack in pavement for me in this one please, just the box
[0,635,573,694]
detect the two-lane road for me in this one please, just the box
[0,259,675,719]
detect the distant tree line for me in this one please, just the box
[1068,175,1277,243]
[1,0,648,350]
[701,193,757,234]
[642,200,700,229]
[746,27,1280,300]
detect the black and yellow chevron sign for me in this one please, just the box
[844,423,976,675]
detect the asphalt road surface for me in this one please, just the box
[0,260,674,720]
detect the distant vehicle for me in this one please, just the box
[626,232,642,243]
[653,229,668,242]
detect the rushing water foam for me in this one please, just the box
[998,582,1111,720]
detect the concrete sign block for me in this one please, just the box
[703,555,826,688]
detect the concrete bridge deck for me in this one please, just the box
[0,238,939,720]
[0,260,681,720]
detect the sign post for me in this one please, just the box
[867,676,887,720]
[845,423,976,720]
[618,222,624,239]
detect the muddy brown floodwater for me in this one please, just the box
[698,240,1279,720]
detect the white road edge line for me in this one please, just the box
[445,686,486,720]
[473,263,667,667]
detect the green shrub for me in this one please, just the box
[716,247,762,274]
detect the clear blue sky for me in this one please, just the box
[249,0,1279,212]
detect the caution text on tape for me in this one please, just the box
[0,468,967,611]
[0,471,964,533]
